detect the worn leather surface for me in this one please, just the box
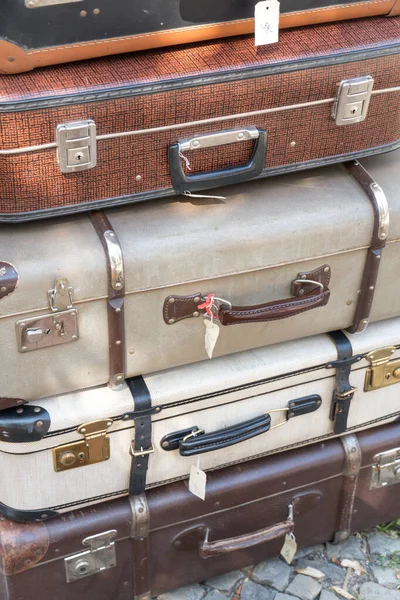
[0,18,399,217]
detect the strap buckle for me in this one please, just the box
[182,428,205,443]
[130,444,155,457]
[335,387,357,399]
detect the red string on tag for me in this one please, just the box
[198,293,219,320]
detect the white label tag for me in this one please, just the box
[204,318,220,359]
[254,0,280,46]
[280,533,297,565]
[189,464,207,500]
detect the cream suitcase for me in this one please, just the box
[0,152,399,405]
[1,317,400,522]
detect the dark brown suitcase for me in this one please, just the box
[1,0,400,74]
[0,17,399,222]
[1,422,399,600]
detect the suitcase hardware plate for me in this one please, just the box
[364,347,400,391]
[64,530,117,583]
[16,278,79,353]
[26,0,82,6]
[56,120,97,173]
[52,419,113,472]
[370,447,400,489]
[333,76,374,126]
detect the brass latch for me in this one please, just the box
[16,278,79,353]
[370,447,400,489]
[364,346,400,391]
[53,419,113,472]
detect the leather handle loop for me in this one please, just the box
[218,285,330,326]
[179,414,271,456]
[199,519,294,559]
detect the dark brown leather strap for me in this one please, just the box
[200,519,294,559]
[344,161,389,334]
[333,434,362,544]
[89,211,126,388]
[130,494,152,600]
[327,331,362,435]
[0,398,27,411]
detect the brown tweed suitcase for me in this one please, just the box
[1,0,400,74]
[0,422,399,599]
[0,17,399,221]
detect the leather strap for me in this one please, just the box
[126,377,153,496]
[327,331,362,435]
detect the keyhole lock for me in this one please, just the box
[75,151,84,161]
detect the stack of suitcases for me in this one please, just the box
[0,1,399,598]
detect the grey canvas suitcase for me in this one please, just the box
[1,316,400,520]
[0,151,399,404]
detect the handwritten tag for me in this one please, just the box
[204,318,220,359]
[280,533,297,565]
[189,464,207,500]
[255,0,280,46]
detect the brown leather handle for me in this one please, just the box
[218,285,330,326]
[199,519,294,559]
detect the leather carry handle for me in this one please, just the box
[163,265,331,326]
[160,395,321,455]
[200,518,294,559]
[169,127,267,195]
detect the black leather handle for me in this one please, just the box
[179,414,271,456]
[161,395,322,456]
[169,128,267,195]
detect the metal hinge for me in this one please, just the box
[364,347,400,391]
[56,120,97,173]
[53,419,113,472]
[16,278,79,353]
[370,447,400,489]
[333,76,374,126]
[64,530,117,583]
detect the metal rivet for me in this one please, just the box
[298,289,305,296]
[36,420,44,428]
[17,400,23,405]
[21,346,28,351]
[0,286,6,293]
[115,307,121,313]
[192,140,200,148]
[80,10,87,16]
[372,183,379,189]
[93,8,100,14]
[237,132,245,140]
[194,296,200,303]
[301,275,306,279]
[41,514,48,519]
[324,267,330,273]
[346,300,352,306]
[33,407,41,413]
[115,282,122,289]
[116,375,123,382]
[107,421,112,426]
[162,441,168,448]
[20,322,26,328]
[16,408,23,414]
[7,56,16,62]
[290,141,296,147]
[362,319,368,325]
[369,286,374,291]
[156,407,161,412]
[135,175,142,181]
[71,335,78,341]
[138,507,144,513]
[116,340,121,345]
[81,428,86,434]
[168,298,175,304]
[129,349,135,354]
[168,318,175,324]
[193,311,200,317]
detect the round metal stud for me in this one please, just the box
[393,367,400,379]
[80,10,87,17]
[36,420,44,428]
[324,267,330,273]
[298,289,305,296]
[16,408,23,414]
[93,8,100,14]
[115,282,122,289]
[116,340,121,345]
[193,311,200,317]
[194,296,200,303]
[136,175,142,181]
[34,407,41,413]
[0,286,6,293]
[168,318,175,324]
[237,132,245,140]
[192,140,200,148]
[169,298,175,304]
[290,141,296,147]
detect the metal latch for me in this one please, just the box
[56,120,97,173]
[64,530,117,583]
[370,447,400,489]
[53,419,113,472]
[26,0,82,6]
[333,76,374,125]
[16,278,79,353]
[364,346,400,391]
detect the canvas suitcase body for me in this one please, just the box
[0,423,399,599]
[1,316,400,519]
[0,151,399,403]
[1,0,400,75]
[0,18,399,221]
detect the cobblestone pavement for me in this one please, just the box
[157,530,400,600]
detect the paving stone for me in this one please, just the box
[295,559,345,585]
[370,565,400,589]
[368,533,400,555]
[240,580,275,600]
[205,570,244,593]
[252,558,291,591]
[285,574,322,600]
[359,582,400,600]
[203,591,227,600]
[274,594,298,600]
[294,545,325,560]
[320,591,339,600]
[326,536,366,561]
[158,583,205,600]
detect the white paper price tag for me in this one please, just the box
[204,318,220,359]
[280,532,297,564]
[254,0,280,46]
[189,464,207,500]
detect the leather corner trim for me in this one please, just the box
[0,519,49,576]
[0,398,27,411]
[0,262,19,300]
[0,503,59,524]
[0,41,34,75]
[387,0,400,14]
